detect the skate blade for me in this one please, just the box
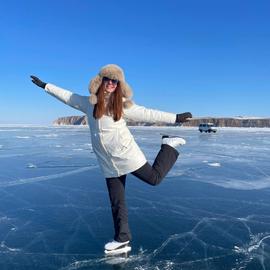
[104,245,131,255]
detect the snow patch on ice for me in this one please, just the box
[234,233,270,254]
[34,133,58,138]
[0,166,98,187]
[208,162,221,167]
[27,163,37,168]
[0,216,12,223]
[0,153,25,158]
[210,177,270,190]
[84,143,92,147]
[0,241,21,252]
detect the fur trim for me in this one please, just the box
[89,95,98,105]
[88,64,133,102]
[120,81,133,99]
[89,75,102,95]
[123,100,133,109]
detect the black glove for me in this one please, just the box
[176,112,192,123]
[30,75,47,89]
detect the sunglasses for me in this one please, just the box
[103,77,119,85]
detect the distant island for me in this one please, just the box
[53,115,270,128]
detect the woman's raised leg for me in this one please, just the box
[132,137,185,185]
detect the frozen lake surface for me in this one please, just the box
[0,125,270,270]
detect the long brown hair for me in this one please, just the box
[93,82,123,121]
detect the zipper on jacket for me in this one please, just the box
[97,120,120,175]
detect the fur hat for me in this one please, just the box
[88,64,133,108]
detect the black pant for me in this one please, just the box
[106,144,179,242]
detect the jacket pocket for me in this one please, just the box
[102,128,132,156]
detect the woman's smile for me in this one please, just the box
[105,82,117,92]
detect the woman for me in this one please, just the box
[30,64,192,252]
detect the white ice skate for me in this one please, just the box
[161,134,186,149]
[104,240,131,255]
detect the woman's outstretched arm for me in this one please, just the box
[30,75,89,114]
[123,103,192,124]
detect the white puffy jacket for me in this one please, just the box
[45,84,177,178]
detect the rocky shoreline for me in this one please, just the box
[53,115,270,128]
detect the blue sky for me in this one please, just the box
[0,0,269,124]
